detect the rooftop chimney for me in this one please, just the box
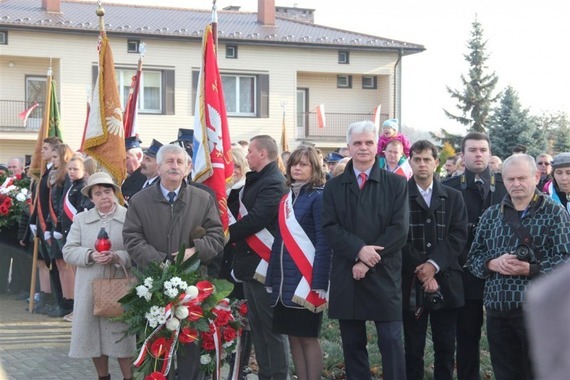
[257,0,275,27]
[42,0,61,13]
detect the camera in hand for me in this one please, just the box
[410,279,445,313]
[515,244,535,262]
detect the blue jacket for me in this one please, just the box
[266,185,332,309]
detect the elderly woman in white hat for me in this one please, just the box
[62,171,135,380]
[545,153,570,213]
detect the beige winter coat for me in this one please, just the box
[62,205,136,358]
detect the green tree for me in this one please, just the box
[429,129,463,152]
[444,17,500,133]
[488,86,546,159]
[535,111,570,154]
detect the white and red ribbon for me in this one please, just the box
[278,192,327,312]
[235,189,273,283]
[63,187,78,222]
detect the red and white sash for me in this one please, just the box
[63,187,78,222]
[278,191,327,312]
[227,188,273,283]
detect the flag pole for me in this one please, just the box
[28,64,53,313]
[211,0,218,48]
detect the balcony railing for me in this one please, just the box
[0,100,46,130]
[299,112,389,141]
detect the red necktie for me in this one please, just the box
[359,172,367,190]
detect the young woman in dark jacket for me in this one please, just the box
[266,146,332,380]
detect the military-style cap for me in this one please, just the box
[143,139,163,158]
[125,136,142,151]
[325,152,343,163]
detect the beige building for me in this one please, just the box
[0,0,424,163]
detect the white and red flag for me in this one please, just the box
[123,58,142,138]
[18,102,39,126]
[372,104,382,132]
[316,104,326,129]
[192,21,233,233]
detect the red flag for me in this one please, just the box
[18,102,39,126]
[123,58,142,138]
[192,23,233,232]
[316,104,326,129]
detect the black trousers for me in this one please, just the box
[456,299,484,380]
[486,314,533,380]
[404,307,458,380]
[339,319,406,380]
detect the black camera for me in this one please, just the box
[515,244,535,262]
[422,290,445,309]
[410,280,445,314]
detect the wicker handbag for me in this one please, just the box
[92,255,135,318]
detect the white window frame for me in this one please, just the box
[127,40,140,53]
[0,31,7,45]
[362,75,377,89]
[221,74,257,117]
[338,50,349,64]
[337,74,352,88]
[116,68,162,114]
[226,45,238,59]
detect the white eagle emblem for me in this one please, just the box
[106,107,124,138]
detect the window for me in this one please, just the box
[0,31,7,45]
[127,40,140,53]
[222,75,256,115]
[94,66,175,115]
[192,71,269,118]
[337,75,352,88]
[362,75,377,89]
[226,45,238,59]
[338,50,349,64]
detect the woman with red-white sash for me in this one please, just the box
[266,146,332,380]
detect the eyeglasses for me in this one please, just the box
[537,162,551,166]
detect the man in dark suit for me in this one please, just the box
[121,136,146,202]
[402,140,468,380]
[322,120,409,380]
[443,132,508,380]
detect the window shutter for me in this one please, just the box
[258,74,269,118]
[92,65,98,88]
[191,70,199,115]
[164,69,175,115]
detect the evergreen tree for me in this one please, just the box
[536,111,570,154]
[444,17,500,133]
[488,86,546,159]
[429,129,463,152]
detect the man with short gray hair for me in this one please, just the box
[123,144,225,379]
[7,157,24,177]
[467,154,570,379]
[323,120,409,379]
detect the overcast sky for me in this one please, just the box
[93,0,570,134]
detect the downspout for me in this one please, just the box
[393,49,403,130]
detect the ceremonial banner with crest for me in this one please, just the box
[83,34,126,188]
[192,24,233,232]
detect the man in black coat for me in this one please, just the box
[227,135,289,380]
[121,136,146,202]
[402,140,468,380]
[322,120,409,380]
[442,132,508,380]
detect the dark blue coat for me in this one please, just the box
[266,186,332,308]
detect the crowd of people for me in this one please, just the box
[0,117,569,380]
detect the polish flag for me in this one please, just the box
[316,104,326,129]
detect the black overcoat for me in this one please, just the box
[402,178,468,309]
[443,168,507,299]
[322,158,409,321]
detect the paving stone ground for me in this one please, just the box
[0,294,258,380]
